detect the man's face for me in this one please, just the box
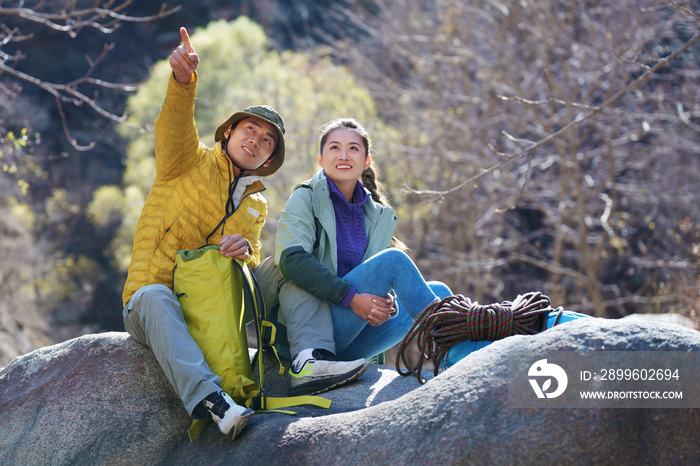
[225,117,277,172]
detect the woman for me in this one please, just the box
[255,118,451,396]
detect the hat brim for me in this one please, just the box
[215,111,285,177]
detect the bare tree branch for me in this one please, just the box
[677,103,700,133]
[0,1,180,37]
[497,94,600,110]
[0,1,179,150]
[663,0,700,20]
[405,29,700,197]
[611,47,650,70]
[566,294,685,313]
[516,253,591,283]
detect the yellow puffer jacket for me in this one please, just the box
[122,73,268,306]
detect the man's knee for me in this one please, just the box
[134,282,174,302]
[253,256,284,283]
[253,256,284,308]
[128,284,182,321]
[138,283,176,300]
[125,284,185,344]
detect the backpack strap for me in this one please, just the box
[179,251,331,442]
[188,420,209,442]
[235,260,331,412]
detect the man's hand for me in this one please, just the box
[349,293,395,326]
[220,234,250,261]
[169,27,199,84]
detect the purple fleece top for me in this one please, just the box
[326,173,370,307]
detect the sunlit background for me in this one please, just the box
[1,0,698,367]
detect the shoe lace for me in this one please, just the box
[291,349,336,373]
[312,349,335,361]
[204,391,230,418]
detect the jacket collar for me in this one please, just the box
[325,172,370,210]
[304,170,391,223]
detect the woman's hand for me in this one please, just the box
[349,293,395,326]
[220,234,250,261]
[169,27,199,84]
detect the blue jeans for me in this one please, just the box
[332,249,452,360]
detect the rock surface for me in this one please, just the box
[1,319,699,465]
[623,312,697,330]
[0,333,191,465]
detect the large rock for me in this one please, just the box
[0,333,191,465]
[623,312,697,330]
[2,319,699,465]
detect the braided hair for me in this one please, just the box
[319,118,407,251]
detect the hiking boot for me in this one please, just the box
[203,390,254,440]
[288,348,369,397]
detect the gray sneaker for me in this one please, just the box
[203,390,254,440]
[288,349,369,396]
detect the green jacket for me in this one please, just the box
[275,170,397,305]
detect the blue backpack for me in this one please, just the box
[441,309,590,371]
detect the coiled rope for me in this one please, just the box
[396,291,561,384]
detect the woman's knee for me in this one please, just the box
[375,248,412,267]
[428,281,452,299]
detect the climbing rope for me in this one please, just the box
[396,291,561,384]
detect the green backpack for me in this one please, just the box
[173,245,330,440]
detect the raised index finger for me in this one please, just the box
[180,27,195,54]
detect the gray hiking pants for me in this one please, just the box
[123,284,221,416]
[253,256,335,359]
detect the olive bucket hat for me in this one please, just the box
[215,105,286,177]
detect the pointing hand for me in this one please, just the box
[169,27,200,84]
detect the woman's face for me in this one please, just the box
[318,128,371,185]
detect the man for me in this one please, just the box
[121,27,285,440]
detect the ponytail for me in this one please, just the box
[361,165,388,206]
[361,165,408,252]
